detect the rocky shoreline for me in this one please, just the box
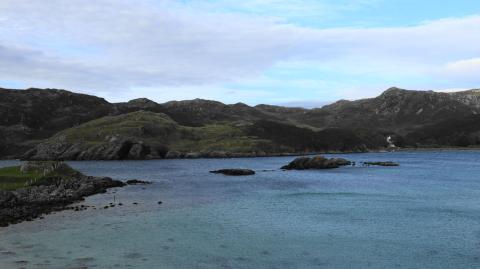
[20,146,369,161]
[0,164,125,227]
[9,147,480,161]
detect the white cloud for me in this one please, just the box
[443,58,480,83]
[0,0,306,89]
[0,0,479,103]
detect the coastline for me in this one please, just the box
[1,148,478,268]
[396,147,480,152]
[0,170,125,227]
[2,147,480,162]
[3,147,476,227]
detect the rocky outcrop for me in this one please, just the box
[281,156,352,170]
[23,138,169,161]
[126,179,152,185]
[165,151,182,159]
[449,89,480,109]
[210,169,256,176]
[0,163,125,227]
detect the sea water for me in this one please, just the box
[1,151,480,269]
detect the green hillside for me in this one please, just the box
[23,110,378,160]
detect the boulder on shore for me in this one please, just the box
[210,169,255,176]
[281,156,352,170]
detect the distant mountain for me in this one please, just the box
[0,88,114,157]
[405,114,480,147]
[449,89,480,109]
[159,99,278,126]
[1,86,480,159]
[300,87,479,132]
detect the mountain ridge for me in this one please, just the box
[1,86,480,159]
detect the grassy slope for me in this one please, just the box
[40,110,387,156]
[48,111,277,154]
[0,166,42,190]
[59,111,177,143]
[173,123,274,153]
[0,163,79,190]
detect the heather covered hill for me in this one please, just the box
[405,115,480,147]
[247,120,386,153]
[159,99,280,127]
[449,89,480,109]
[22,111,274,160]
[24,111,379,160]
[299,87,480,133]
[0,88,114,157]
[2,86,480,159]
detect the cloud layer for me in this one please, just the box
[0,0,479,103]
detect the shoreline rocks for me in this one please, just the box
[210,169,256,176]
[0,163,126,227]
[126,179,152,185]
[281,156,352,170]
[21,145,368,161]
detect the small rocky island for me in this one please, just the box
[281,156,352,170]
[0,161,125,227]
[362,161,399,167]
[281,156,400,170]
[210,169,256,176]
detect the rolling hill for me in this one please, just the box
[1,86,479,159]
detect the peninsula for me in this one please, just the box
[0,161,125,227]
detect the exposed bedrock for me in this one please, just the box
[281,156,352,170]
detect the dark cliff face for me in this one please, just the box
[2,86,480,159]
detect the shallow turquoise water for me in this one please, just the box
[1,151,480,268]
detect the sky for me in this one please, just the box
[0,0,480,107]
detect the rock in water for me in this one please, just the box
[362,161,399,167]
[126,179,152,185]
[210,169,255,176]
[281,156,352,170]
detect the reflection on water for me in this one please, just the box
[1,151,480,268]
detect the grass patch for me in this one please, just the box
[58,111,178,143]
[0,166,43,190]
[0,163,79,190]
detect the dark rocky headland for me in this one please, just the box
[0,161,125,227]
[1,87,480,160]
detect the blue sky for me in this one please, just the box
[0,0,480,106]
[184,0,480,27]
